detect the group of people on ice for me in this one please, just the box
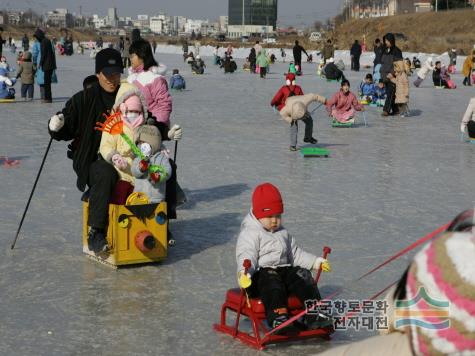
[48,38,182,254]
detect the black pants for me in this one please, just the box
[87,159,118,229]
[249,267,321,325]
[463,76,472,86]
[21,84,34,98]
[43,69,53,101]
[295,58,302,70]
[351,55,360,71]
[383,80,398,114]
[468,121,475,139]
[260,67,267,78]
[165,159,177,220]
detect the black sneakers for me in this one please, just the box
[87,227,109,254]
[305,313,334,330]
[303,137,318,144]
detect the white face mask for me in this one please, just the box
[138,142,152,158]
[126,112,140,120]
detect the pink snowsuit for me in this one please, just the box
[127,65,172,127]
[326,90,363,122]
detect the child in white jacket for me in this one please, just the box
[460,97,475,139]
[413,57,434,87]
[236,183,331,332]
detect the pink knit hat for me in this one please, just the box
[123,95,142,112]
[405,232,475,355]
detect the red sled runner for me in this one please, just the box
[213,246,333,350]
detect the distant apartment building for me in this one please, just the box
[134,14,149,29]
[92,14,107,29]
[184,19,205,34]
[107,7,118,27]
[219,15,228,32]
[7,11,23,25]
[47,8,74,28]
[350,0,431,18]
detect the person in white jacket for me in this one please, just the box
[413,57,434,87]
[236,183,331,332]
[460,97,475,139]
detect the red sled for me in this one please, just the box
[213,246,334,350]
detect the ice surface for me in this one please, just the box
[0,49,474,355]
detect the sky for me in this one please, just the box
[2,0,344,27]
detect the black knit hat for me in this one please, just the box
[95,48,123,75]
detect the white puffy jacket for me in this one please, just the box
[236,212,317,275]
[417,57,435,79]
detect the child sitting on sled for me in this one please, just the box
[169,69,186,90]
[131,124,172,203]
[0,67,16,99]
[359,73,376,103]
[236,183,332,332]
[326,80,364,123]
[374,80,386,106]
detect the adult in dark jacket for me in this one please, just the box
[22,34,29,51]
[33,28,56,103]
[248,48,257,73]
[324,57,346,82]
[373,38,383,66]
[350,40,362,71]
[379,33,403,116]
[47,48,123,254]
[292,40,308,72]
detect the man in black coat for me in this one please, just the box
[350,40,362,71]
[292,40,308,74]
[379,33,403,116]
[33,28,56,103]
[48,48,123,254]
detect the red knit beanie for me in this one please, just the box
[252,183,284,219]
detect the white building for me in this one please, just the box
[227,24,273,39]
[185,19,205,34]
[150,16,165,34]
[219,15,228,33]
[47,8,74,28]
[92,14,107,29]
[136,14,150,29]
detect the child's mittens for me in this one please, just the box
[313,257,331,272]
[138,159,149,173]
[238,271,252,289]
[111,153,128,170]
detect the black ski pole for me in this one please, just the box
[173,140,178,163]
[11,137,53,249]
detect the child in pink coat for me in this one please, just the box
[325,80,364,123]
[127,39,172,129]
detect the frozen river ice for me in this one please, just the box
[0,50,474,355]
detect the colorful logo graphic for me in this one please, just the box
[395,287,450,330]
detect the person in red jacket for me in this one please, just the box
[271,73,317,151]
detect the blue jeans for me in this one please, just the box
[21,84,34,99]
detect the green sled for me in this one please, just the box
[332,120,354,128]
[300,147,330,157]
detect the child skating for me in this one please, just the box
[271,73,318,151]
